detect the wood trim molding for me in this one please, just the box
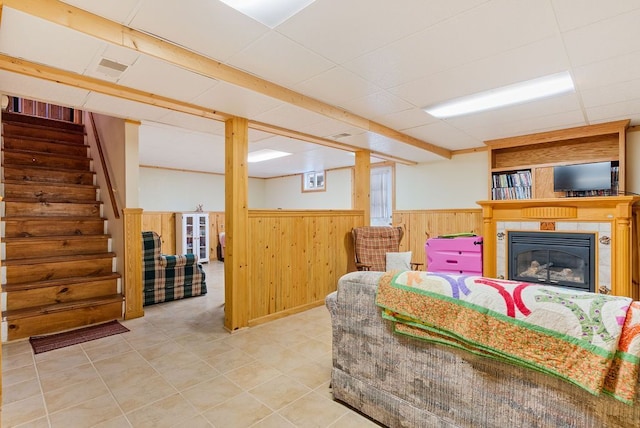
[122,208,144,319]
[2,0,452,160]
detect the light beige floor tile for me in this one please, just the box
[328,411,380,427]
[135,340,182,361]
[170,414,212,428]
[3,377,43,405]
[279,391,349,428]
[203,349,255,373]
[160,360,219,391]
[176,336,234,359]
[287,360,332,389]
[254,346,309,372]
[48,393,123,428]
[202,392,272,427]
[144,347,201,373]
[44,375,111,413]
[248,375,311,411]
[224,361,281,390]
[125,393,197,428]
[35,347,90,375]
[109,373,176,413]
[121,327,172,350]
[2,340,33,358]
[314,381,334,401]
[39,363,99,393]
[93,351,157,388]
[289,338,332,359]
[2,363,38,387]
[83,335,133,362]
[1,395,47,427]
[34,342,84,363]
[93,415,133,428]
[2,350,34,371]
[252,413,297,428]
[181,375,243,412]
[10,416,51,428]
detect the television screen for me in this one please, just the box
[553,162,611,192]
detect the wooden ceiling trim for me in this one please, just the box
[3,0,451,160]
[0,54,418,165]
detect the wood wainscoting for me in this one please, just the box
[394,209,483,269]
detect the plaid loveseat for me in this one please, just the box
[142,231,207,306]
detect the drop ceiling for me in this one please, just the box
[1,0,640,178]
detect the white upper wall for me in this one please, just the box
[139,167,266,211]
[262,168,352,209]
[396,151,489,210]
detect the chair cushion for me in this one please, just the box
[386,251,412,271]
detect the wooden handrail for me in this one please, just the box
[89,112,120,219]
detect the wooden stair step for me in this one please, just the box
[3,164,95,185]
[2,122,85,145]
[2,148,91,170]
[4,252,116,285]
[4,235,111,260]
[3,199,103,217]
[3,180,98,202]
[3,216,106,238]
[4,295,124,341]
[3,273,121,292]
[3,136,88,157]
[1,111,85,133]
[4,274,121,311]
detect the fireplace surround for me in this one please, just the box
[477,196,639,298]
[508,231,595,292]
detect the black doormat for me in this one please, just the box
[29,320,130,354]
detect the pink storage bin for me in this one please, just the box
[426,236,483,275]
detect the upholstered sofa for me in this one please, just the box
[326,271,640,428]
[142,231,207,306]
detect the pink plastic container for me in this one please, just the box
[426,236,483,275]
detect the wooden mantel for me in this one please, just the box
[477,196,640,298]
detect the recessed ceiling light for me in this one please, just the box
[423,71,575,119]
[248,149,292,163]
[219,0,316,28]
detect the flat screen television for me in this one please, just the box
[553,162,612,192]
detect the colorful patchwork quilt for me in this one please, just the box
[375,271,640,404]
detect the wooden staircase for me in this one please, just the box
[1,111,123,341]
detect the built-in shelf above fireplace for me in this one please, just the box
[477,196,640,299]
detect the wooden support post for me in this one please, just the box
[224,117,250,331]
[613,202,634,298]
[123,208,144,319]
[354,150,371,226]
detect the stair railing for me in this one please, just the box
[89,112,120,219]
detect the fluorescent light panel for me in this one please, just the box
[423,71,575,119]
[248,149,291,163]
[219,0,316,28]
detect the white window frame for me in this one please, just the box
[302,170,326,192]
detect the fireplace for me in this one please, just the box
[508,231,595,292]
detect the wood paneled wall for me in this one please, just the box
[141,211,225,257]
[394,209,483,269]
[247,210,364,326]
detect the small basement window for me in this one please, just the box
[303,171,325,192]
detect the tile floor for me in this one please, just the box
[1,262,378,427]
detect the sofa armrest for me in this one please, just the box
[159,253,197,268]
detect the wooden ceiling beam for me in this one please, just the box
[0,54,418,165]
[2,0,451,160]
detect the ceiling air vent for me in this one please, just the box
[96,58,128,78]
[329,132,351,139]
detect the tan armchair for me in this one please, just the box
[352,226,422,271]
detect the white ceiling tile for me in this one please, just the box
[157,111,225,135]
[252,103,328,132]
[562,9,640,67]
[295,67,382,106]
[340,91,414,119]
[402,122,482,151]
[0,71,90,108]
[277,0,488,65]
[191,82,282,119]
[342,0,557,89]
[60,0,143,24]
[585,99,640,124]
[551,0,640,32]
[390,36,570,108]
[297,119,365,141]
[129,0,268,62]
[117,55,218,102]
[82,92,170,121]
[0,8,105,74]
[378,109,439,131]
[573,52,640,92]
[228,32,334,87]
[580,79,640,109]
[84,45,141,82]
